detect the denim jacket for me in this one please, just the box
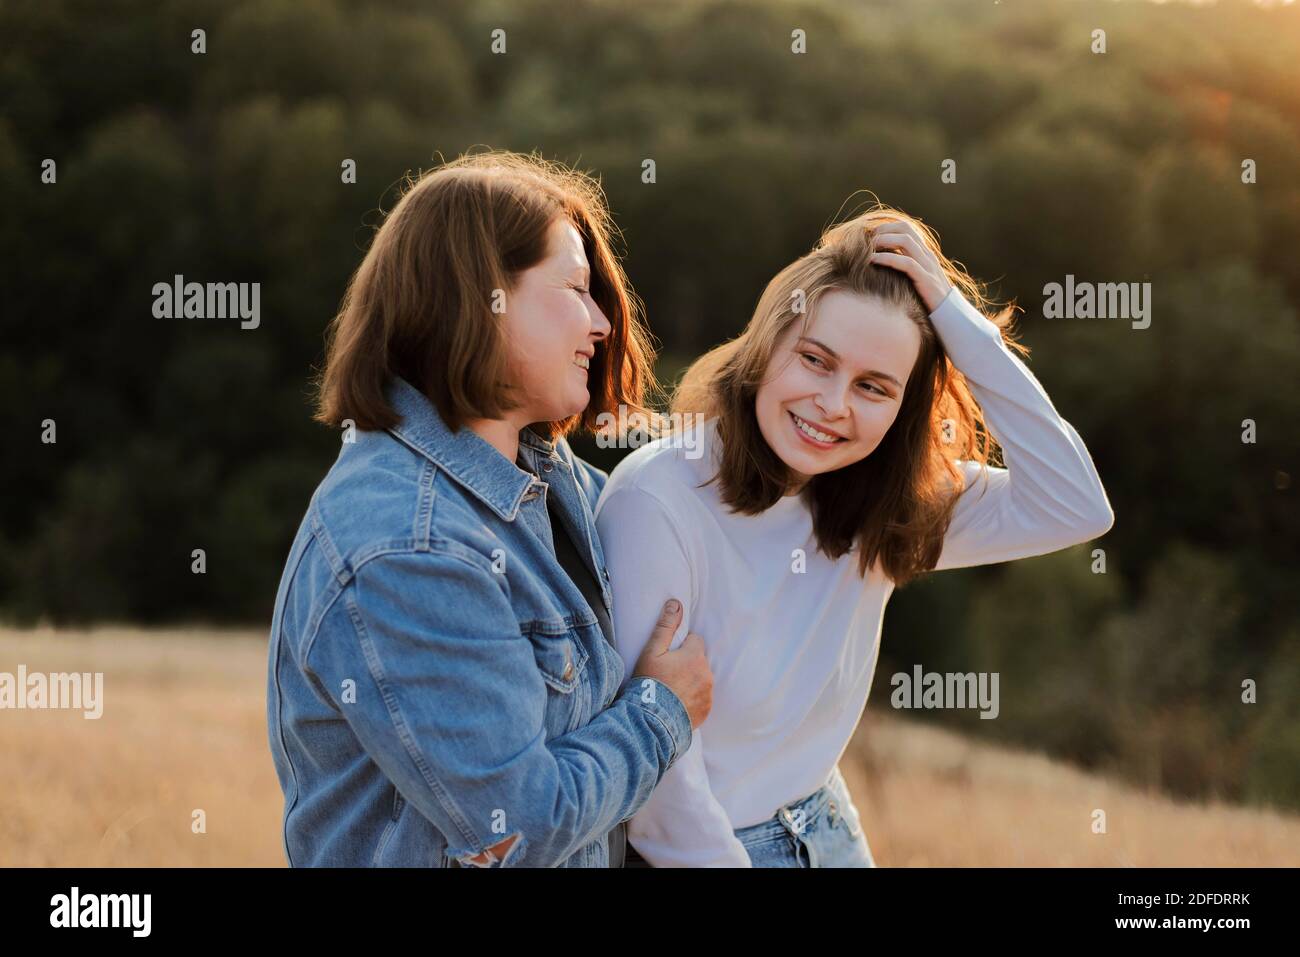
[266,375,694,867]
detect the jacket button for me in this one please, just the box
[542,462,553,473]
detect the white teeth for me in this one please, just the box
[792,413,839,443]
[574,355,590,369]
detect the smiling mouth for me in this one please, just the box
[573,353,590,371]
[789,411,845,446]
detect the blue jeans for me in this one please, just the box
[733,765,876,868]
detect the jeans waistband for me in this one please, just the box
[735,766,843,839]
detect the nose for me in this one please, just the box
[587,294,611,342]
[814,379,850,420]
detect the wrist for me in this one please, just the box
[928,284,960,316]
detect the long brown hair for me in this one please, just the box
[315,149,656,441]
[672,205,1028,588]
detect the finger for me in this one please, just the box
[679,632,706,655]
[871,231,925,259]
[644,598,683,655]
[869,251,951,309]
[868,249,922,274]
[874,234,945,280]
[869,220,921,242]
[868,250,938,289]
[867,223,908,243]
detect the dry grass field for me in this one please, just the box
[2,625,1297,867]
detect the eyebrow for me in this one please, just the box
[795,337,903,389]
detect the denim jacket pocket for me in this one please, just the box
[523,615,591,694]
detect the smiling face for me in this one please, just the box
[754,289,922,490]
[502,216,612,425]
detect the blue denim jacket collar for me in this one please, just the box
[384,376,561,522]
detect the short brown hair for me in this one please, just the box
[673,205,1027,588]
[315,149,656,440]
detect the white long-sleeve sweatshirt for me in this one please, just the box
[592,286,1114,867]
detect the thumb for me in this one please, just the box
[643,599,683,656]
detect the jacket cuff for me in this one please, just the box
[623,676,693,768]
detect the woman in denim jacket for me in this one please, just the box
[266,151,714,868]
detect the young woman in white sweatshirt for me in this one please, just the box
[593,208,1114,867]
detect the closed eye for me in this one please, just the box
[802,353,886,396]
[800,352,827,370]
